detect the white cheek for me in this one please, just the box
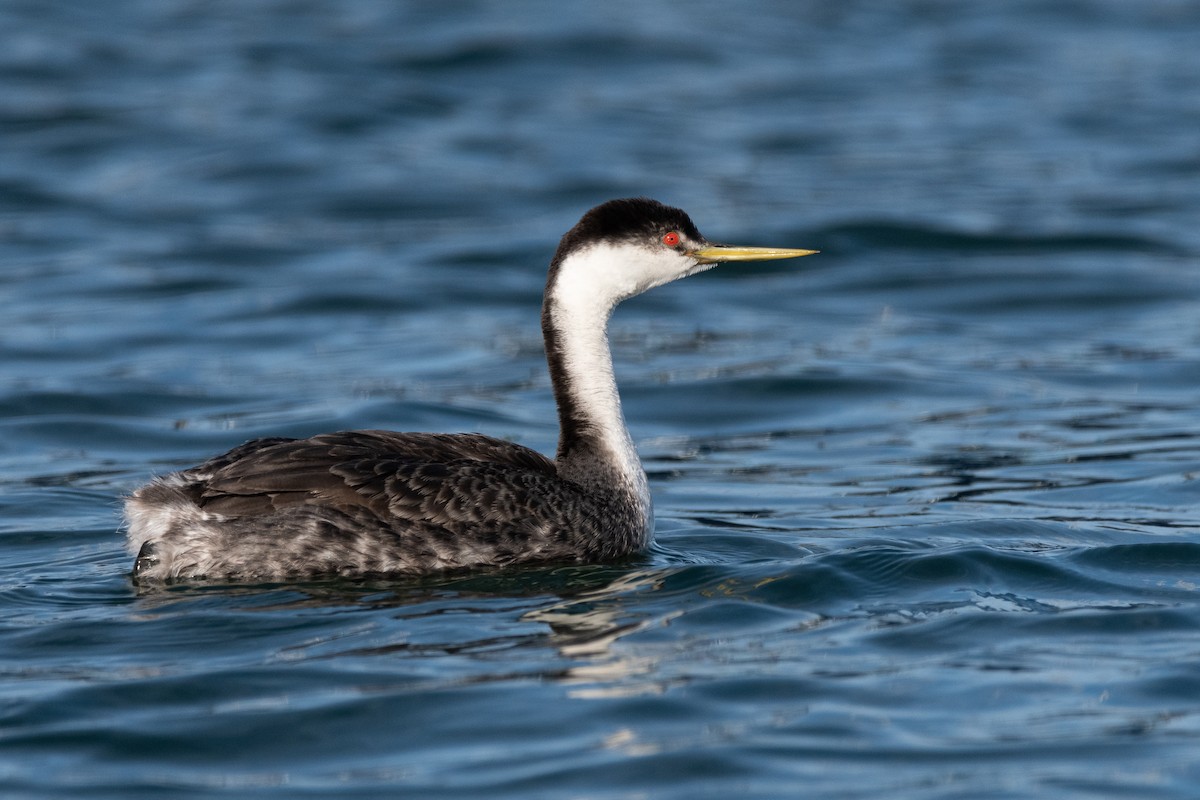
[553,243,696,310]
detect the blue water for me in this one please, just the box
[3,1,1200,797]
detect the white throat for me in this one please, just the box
[543,242,694,509]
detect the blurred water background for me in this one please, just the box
[3,1,1200,797]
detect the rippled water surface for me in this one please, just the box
[4,2,1200,797]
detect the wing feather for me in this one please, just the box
[129,429,648,579]
[188,430,563,526]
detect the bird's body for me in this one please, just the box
[125,198,815,581]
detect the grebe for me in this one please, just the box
[124,198,816,581]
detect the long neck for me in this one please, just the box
[541,274,650,509]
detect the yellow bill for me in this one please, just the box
[691,245,819,264]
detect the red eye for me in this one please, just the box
[662,231,680,247]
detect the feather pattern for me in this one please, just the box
[126,430,648,580]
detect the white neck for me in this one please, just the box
[545,285,644,486]
[542,244,668,511]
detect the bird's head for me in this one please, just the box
[547,198,817,310]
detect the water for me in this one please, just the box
[3,1,1200,797]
